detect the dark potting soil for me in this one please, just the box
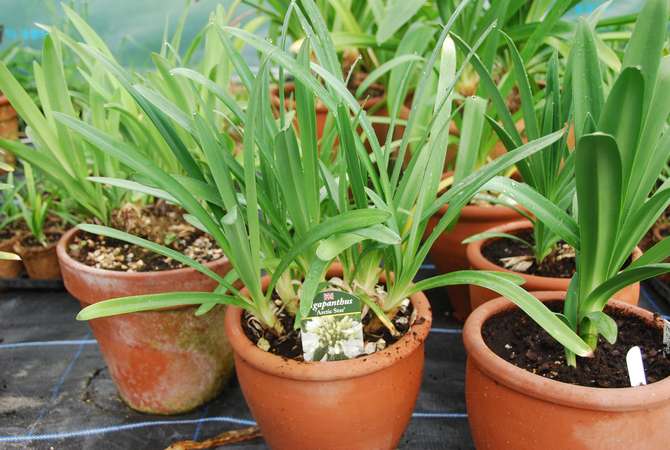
[69,229,221,272]
[0,228,14,241]
[242,294,414,361]
[67,202,223,272]
[483,301,670,388]
[482,229,575,278]
[20,230,63,247]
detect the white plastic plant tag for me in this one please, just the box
[663,320,670,357]
[301,290,364,362]
[626,346,647,387]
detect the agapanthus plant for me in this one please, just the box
[461,40,576,266]
[0,27,130,225]
[474,0,670,365]
[69,0,567,348]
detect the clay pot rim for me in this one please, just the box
[14,226,65,249]
[464,291,670,412]
[466,219,643,288]
[14,239,58,256]
[224,267,432,382]
[57,227,231,284]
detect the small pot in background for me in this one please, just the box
[427,194,521,321]
[13,229,62,280]
[466,220,641,309]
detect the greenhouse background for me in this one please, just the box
[1,0,646,68]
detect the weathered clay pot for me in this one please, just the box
[464,292,670,450]
[466,220,641,309]
[0,233,23,278]
[224,267,432,450]
[427,190,521,321]
[13,232,62,280]
[57,228,235,414]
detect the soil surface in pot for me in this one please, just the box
[67,202,223,272]
[242,290,416,361]
[483,301,670,388]
[0,228,15,241]
[482,230,575,278]
[0,218,30,241]
[20,229,63,248]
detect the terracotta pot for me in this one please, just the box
[464,291,670,450]
[271,83,330,139]
[13,233,62,280]
[466,220,641,309]
[427,178,522,321]
[224,267,432,450]
[0,233,23,278]
[57,228,235,414]
[361,95,410,151]
[0,95,19,140]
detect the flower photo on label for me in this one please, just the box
[302,314,364,361]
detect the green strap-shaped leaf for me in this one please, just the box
[583,311,617,344]
[171,67,245,122]
[360,292,398,335]
[375,0,427,44]
[268,209,391,295]
[316,225,401,261]
[501,31,539,141]
[629,237,670,270]
[54,113,228,250]
[451,33,522,147]
[483,176,579,250]
[575,133,622,298]
[80,45,204,182]
[88,177,177,204]
[611,188,670,273]
[621,0,668,112]
[571,19,604,141]
[462,231,532,248]
[586,264,670,312]
[77,291,253,321]
[298,258,330,322]
[410,270,593,357]
[625,57,670,213]
[294,39,320,225]
[453,96,487,185]
[598,67,644,190]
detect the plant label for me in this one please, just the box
[626,346,647,387]
[664,320,670,357]
[300,290,364,362]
